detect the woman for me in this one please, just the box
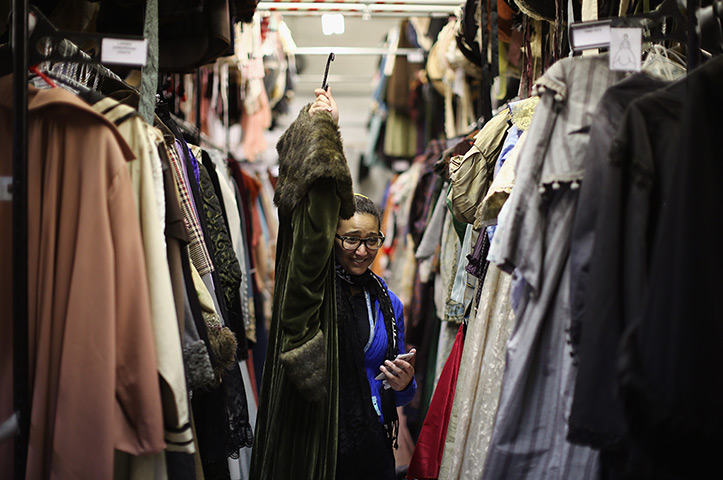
[334,193,417,479]
[313,86,417,479]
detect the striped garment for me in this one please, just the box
[483,54,626,480]
[161,139,215,277]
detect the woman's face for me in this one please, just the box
[334,213,381,276]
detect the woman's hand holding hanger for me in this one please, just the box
[309,87,339,125]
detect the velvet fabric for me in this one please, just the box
[250,105,354,480]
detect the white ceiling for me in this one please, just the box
[282,15,403,95]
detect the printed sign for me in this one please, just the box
[101,38,148,66]
[609,28,642,72]
[569,20,611,51]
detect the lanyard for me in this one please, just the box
[363,288,375,353]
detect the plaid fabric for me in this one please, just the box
[161,141,214,277]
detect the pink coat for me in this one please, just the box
[0,76,165,479]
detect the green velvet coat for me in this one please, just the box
[250,105,354,480]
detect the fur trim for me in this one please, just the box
[183,340,216,391]
[204,313,239,378]
[279,329,327,402]
[274,104,355,219]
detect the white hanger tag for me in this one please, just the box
[101,38,148,66]
[609,28,642,72]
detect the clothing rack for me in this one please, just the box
[170,111,231,157]
[10,3,30,480]
[6,4,146,478]
[3,0,716,477]
[256,0,459,17]
[567,0,717,70]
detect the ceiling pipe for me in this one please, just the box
[256,2,458,14]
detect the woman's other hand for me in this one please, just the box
[380,348,416,391]
[309,87,339,124]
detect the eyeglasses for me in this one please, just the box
[335,234,385,251]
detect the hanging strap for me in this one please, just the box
[480,0,492,122]
[139,0,159,124]
[363,288,376,353]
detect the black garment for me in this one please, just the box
[158,113,253,478]
[202,152,231,233]
[568,73,669,357]
[335,267,398,480]
[178,201,253,478]
[567,73,669,462]
[617,56,723,480]
[96,0,234,72]
[198,161,248,360]
[192,363,253,480]
[197,162,254,461]
[569,72,683,450]
[166,452,197,480]
[465,230,491,279]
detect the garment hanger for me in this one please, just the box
[611,0,688,45]
[28,65,57,88]
[0,4,140,93]
[30,66,92,94]
[569,0,688,51]
[641,43,687,80]
[321,52,335,91]
[0,6,93,77]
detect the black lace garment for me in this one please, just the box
[198,161,248,360]
[193,364,253,480]
[178,139,252,479]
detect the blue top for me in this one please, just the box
[363,277,417,423]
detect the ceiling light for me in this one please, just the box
[321,13,345,35]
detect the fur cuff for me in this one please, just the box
[279,329,327,402]
[183,340,216,391]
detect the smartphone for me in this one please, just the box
[395,352,415,362]
[374,351,416,380]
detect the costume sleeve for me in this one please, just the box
[278,178,340,401]
[391,291,417,406]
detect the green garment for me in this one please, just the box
[250,105,354,480]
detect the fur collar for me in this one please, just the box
[274,104,355,219]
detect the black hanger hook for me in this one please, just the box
[322,52,335,91]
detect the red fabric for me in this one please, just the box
[228,160,261,264]
[498,0,515,43]
[407,323,466,480]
